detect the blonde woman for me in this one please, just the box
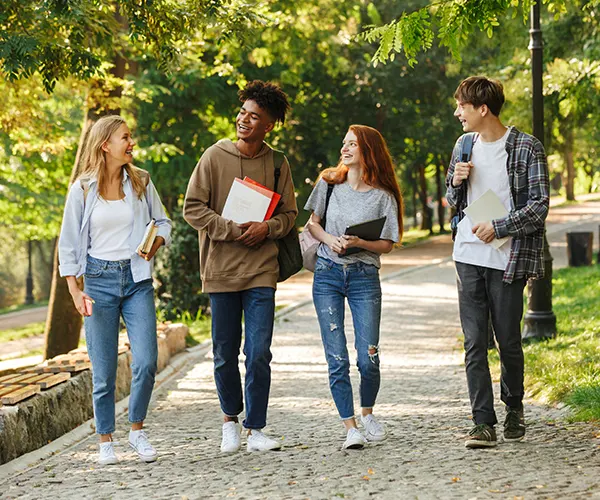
[58,115,172,465]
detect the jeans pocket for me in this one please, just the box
[361,264,379,276]
[314,258,331,273]
[84,265,103,278]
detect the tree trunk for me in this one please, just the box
[418,164,433,234]
[44,52,127,359]
[411,168,418,228]
[436,159,446,233]
[564,129,576,202]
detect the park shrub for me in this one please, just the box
[155,205,209,321]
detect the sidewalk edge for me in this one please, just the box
[0,342,211,484]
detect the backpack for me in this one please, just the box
[272,151,303,282]
[450,133,477,241]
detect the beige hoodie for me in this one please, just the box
[183,139,298,293]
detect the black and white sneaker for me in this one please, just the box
[465,423,497,448]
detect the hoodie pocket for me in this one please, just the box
[204,239,278,279]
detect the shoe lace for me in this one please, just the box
[505,409,522,429]
[469,423,490,436]
[250,430,268,443]
[364,416,384,434]
[223,424,239,441]
[99,441,117,456]
[347,428,365,441]
[133,431,154,454]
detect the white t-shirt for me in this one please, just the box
[88,197,134,261]
[453,128,513,271]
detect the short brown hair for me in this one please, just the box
[454,76,505,116]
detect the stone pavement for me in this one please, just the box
[3,249,600,498]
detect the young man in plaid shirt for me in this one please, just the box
[446,76,550,448]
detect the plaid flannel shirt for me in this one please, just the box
[445,127,550,283]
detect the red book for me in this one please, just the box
[242,177,281,220]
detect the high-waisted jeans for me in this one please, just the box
[312,257,382,420]
[84,256,157,434]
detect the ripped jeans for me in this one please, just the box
[312,257,382,420]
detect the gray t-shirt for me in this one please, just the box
[304,179,399,268]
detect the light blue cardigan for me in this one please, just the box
[58,168,172,283]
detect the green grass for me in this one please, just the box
[400,224,446,247]
[0,321,45,343]
[182,315,212,347]
[0,301,48,316]
[491,265,600,421]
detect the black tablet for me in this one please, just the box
[338,216,387,256]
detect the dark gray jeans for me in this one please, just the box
[455,262,526,426]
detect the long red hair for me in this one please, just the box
[319,125,404,241]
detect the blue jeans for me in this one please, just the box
[84,256,158,435]
[209,287,275,429]
[312,257,382,420]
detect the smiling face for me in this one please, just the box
[102,123,135,166]
[454,101,487,133]
[236,100,275,143]
[341,130,361,169]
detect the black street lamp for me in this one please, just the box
[25,239,35,305]
[521,1,557,340]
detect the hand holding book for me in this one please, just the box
[137,219,164,260]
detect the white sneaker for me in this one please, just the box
[361,414,387,442]
[221,422,242,453]
[246,430,282,452]
[342,427,367,450]
[98,441,119,465]
[129,430,158,463]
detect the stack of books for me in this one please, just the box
[221,177,281,223]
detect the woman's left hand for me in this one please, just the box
[138,236,165,261]
[340,235,362,250]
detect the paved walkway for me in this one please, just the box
[2,203,600,499]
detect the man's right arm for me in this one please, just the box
[183,155,242,241]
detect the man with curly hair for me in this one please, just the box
[184,80,297,453]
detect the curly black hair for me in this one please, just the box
[238,80,291,125]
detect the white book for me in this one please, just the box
[463,189,510,250]
[221,178,272,224]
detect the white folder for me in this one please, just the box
[463,189,510,250]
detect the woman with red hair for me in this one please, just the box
[304,125,403,450]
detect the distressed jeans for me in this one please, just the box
[312,257,382,420]
[456,262,526,426]
[84,256,158,435]
[209,287,276,430]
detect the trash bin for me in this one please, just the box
[566,231,593,267]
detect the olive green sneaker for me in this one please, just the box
[504,407,526,442]
[465,423,497,448]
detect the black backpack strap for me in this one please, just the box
[460,132,476,163]
[321,183,334,229]
[457,132,477,221]
[273,150,286,194]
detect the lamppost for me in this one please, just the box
[25,239,35,305]
[521,0,557,340]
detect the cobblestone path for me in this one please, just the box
[4,260,600,499]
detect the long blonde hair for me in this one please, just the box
[79,115,146,199]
